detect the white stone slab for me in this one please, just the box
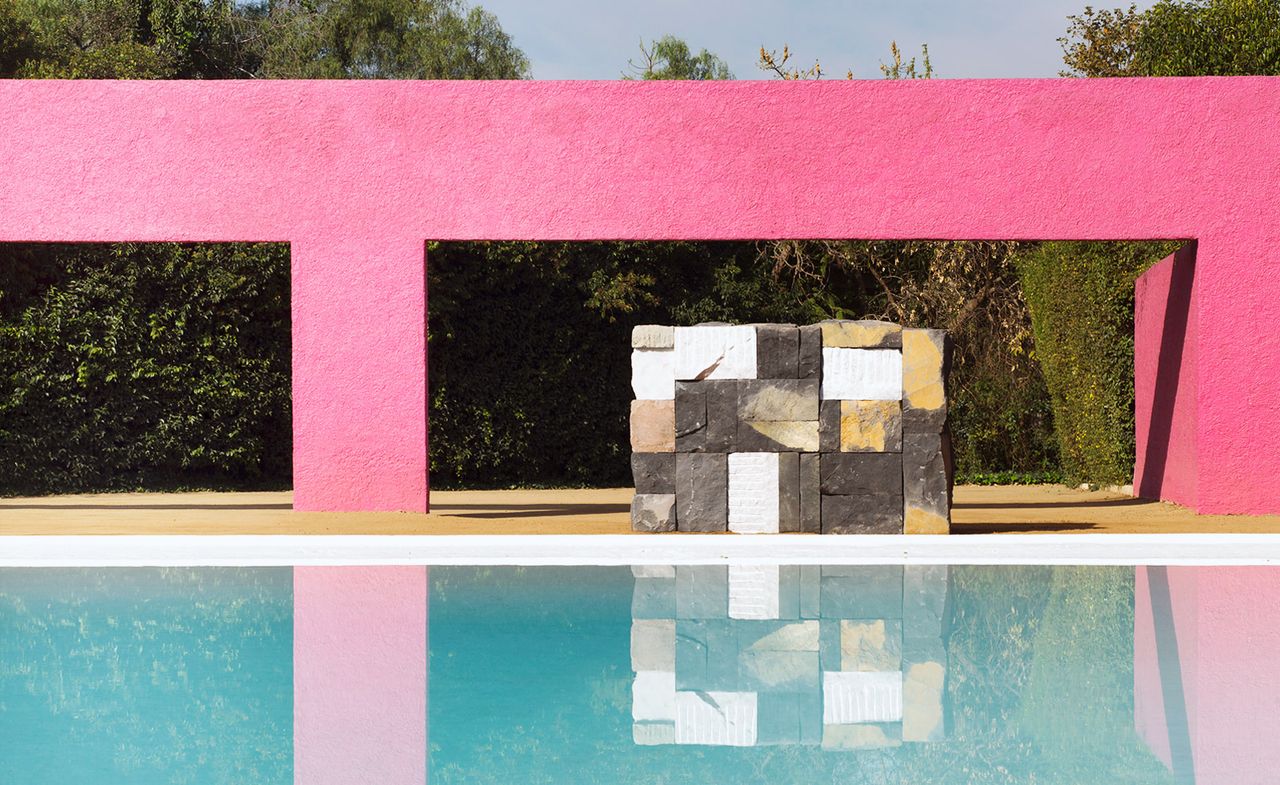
[728,564,781,620]
[632,348,675,400]
[633,722,676,745]
[821,348,903,401]
[633,670,677,722]
[674,325,757,380]
[675,691,758,746]
[728,453,780,534]
[631,565,677,579]
[823,671,903,724]
[632,324,675,349]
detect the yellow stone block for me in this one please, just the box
[905,505,950,534]
[741,420,820,452]
[902,329,946,414]
[839,400,903,452]
[820,320,902,349]
[629,399,674,452]
[840,619,901,671]
[903,661,945,741]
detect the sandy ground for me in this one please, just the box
[4,484,1280,535]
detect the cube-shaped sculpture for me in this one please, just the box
[630,321,952,534]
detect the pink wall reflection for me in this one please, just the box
[1136,567,1280,785]
[294,567,428,785]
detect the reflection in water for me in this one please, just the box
[628,565,946,749]
[7,564,1278,784]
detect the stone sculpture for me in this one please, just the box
[630,321,952,534]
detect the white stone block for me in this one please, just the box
[633,722,676,745]
[821,348,903,401]
[728,564,780,620]
[631,348,675,400]
[633,670,677,722]
[822,671,903,724]
[675,691,758,746]
[728,452,780,534]
[632,324,675,349]
[674,325,757,380]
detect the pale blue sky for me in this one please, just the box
[478,0,1147,79]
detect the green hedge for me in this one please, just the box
[0,243,292,494]
[1017,241,1180,487]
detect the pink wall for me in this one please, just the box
[1134,244,1198,508]
[1,79,1277,512]
[1135,567,1280,784]
[293,567,428,785]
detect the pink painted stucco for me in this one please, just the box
[293,566,428,785]
[1,78,1277,512]
[1134,244,1199,509]
[1135,567,1280,784]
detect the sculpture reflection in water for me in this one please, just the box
[629,565,947,749]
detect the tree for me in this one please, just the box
[624,35,731,80]
[261,0,529,79]
[1061,0,1280,77]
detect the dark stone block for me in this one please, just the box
[676,567,729,619]
[755,324,800,379]
[674,381,708,452]
[777,451,801,532]
[903,565,949,633]
[705,380,738,452]
[819,566,904,618]
[632,453,676,494]
[903,432,951,533]
[798,324,822,380]
[820,493,904,534]
[799,565,821,618]
[631,577,676,619]
[820,453,903,495]
[799,454,821,534]
[676,453,728,531]
[819,400,841,453]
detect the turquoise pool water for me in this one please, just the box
[1,564,1253,783]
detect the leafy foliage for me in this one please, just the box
[625,34,731,80]
[0,243,292,494]
[1016,242,1179,486]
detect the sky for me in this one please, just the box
[476,0,1144,80]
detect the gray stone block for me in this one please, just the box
[675,619,709,688]
[631,493,677,532]
[755,324,800,379]
[632,577,676,619]
[757,692,803,745]
[777,452,801,533]
[676,565,728,618]
[674,381,707,452]
[819,453,904,496]
[821,493,904,534]
[819,400,841,452]
[903,431,951,534]
[705,380,738,452]
[903,565,948,633]
[632,453,676,495]
[799,454,821,534]
[798,324,822,380]
[820,567,904,619]
[738,379,819,421]
[779,566,802,618]
[676,619,739,690]
[799,565,822,617]
[676,453,728,531]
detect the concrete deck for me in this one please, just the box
[4,484,1280,535]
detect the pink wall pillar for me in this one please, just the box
[291,238,428,512]
[1135,567,1280,784]
[293,567,429,785]
[1134,243,1198,509]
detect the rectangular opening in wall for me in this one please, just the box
[0,242,292,496]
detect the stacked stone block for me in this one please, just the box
[629,564,949,748]
[630,321,952,534]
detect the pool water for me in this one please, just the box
[2,564,1266,784]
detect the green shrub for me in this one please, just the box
[1016,241,1180,487]
[0,243,291,494]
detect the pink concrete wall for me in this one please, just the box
[1,79,1277,511]
[294,567,428,785]
[1135,567,1280,784]
[1134,244,1198,508]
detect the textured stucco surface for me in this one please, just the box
[1,78,1276,512]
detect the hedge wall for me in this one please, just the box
[1017,241,1181,487]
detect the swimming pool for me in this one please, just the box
[0,563,1267,783]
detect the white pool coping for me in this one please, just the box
[3,534,1280,566]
